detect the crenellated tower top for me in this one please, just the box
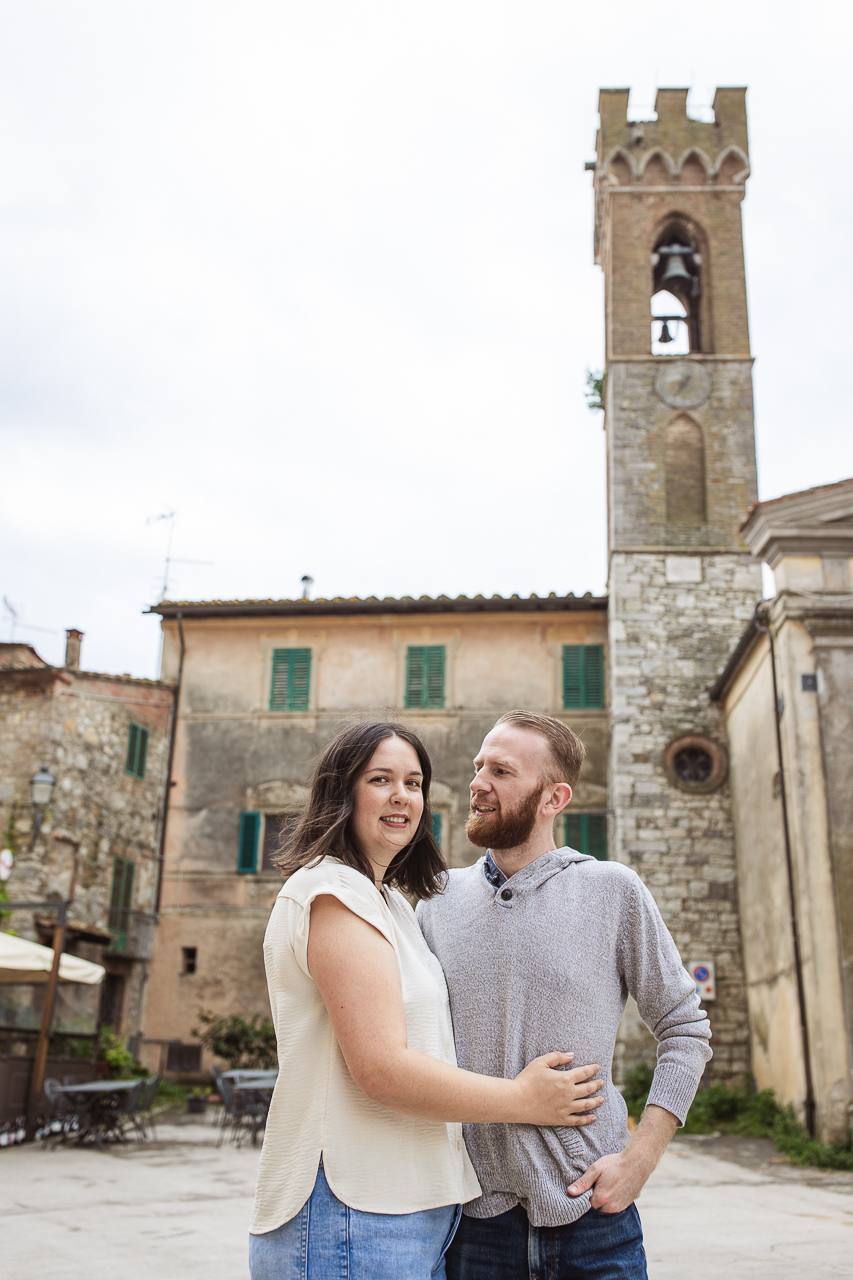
[592,88,751,360]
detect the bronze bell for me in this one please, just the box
[658,321,673,344]
[660,253,692,286]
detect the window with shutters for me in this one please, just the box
[125,722,149,779]
[261,813,299,871]
[405,646,445,708]
[108,857,135,952]
[237,811,260,873]
[269,648,311,711]
[562,645,605,709]
[563,813,608,861]
[431,812,442,847]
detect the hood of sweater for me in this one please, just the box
[486,846,594,893]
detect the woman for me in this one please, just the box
[249,720,602,1280]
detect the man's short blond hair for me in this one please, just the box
[493,710,586,789]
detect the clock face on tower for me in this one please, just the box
[653,360,711,409]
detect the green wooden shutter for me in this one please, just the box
[270,649,311,710]
[562,645,605,709]
[431,812,442,846]
[125,723,139,774]
[564,812,583,851]
[109,857,135,953]
[238,811,260,873]
[405,647,425,707]
[564,813,607,861]
[406,646,445,708]
[424,647,445,707]
[587,814,607,860]
[288,649,311,710]
[125,723,150,778]
[584,645,605,708]
[562,646,583,708]
[270,651,290,709]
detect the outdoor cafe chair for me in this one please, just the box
[95,1078,145,1146]
[136,1076,160,1142]
[225,1070,273,1148]
[211,1068,270,1148]
[212,1067,246,1148]
[42,1078,79,1149]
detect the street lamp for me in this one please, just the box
[30,766,56,807]
[29,766,56,846]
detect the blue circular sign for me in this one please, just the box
[693,966,710,983]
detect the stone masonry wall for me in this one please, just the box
[0,668,173,1038]
[608,551,762,1083]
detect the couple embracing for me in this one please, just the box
[248,711,711,1279]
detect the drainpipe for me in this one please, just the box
[154,611,185,916]
[754,604,816,1137]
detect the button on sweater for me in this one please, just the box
[416,848,712,1227]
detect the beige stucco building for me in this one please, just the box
[139,594,608,1075]
[711,479,853,1144]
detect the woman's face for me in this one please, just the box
[351,735,425,882]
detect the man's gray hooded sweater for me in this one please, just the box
[416,848,711,1227]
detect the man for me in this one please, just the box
[417,710,711,1280]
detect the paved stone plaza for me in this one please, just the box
[3,1120,852,1278]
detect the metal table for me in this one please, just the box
[50,1078,145,1149]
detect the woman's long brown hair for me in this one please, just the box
[274,720,447,900]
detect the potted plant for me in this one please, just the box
[187,1086,209,1114]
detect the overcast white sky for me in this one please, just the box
[2,1,851,678]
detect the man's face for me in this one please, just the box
[466,724,555,850]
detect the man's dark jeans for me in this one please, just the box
[446,1203,647,1280]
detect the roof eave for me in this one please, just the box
[147,594,608,620]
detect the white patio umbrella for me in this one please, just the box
[0,931,104,985]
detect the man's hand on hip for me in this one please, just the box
[566,1103,679,1213]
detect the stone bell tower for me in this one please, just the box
[593,88,761,1083]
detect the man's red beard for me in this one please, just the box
[466,786,542,850]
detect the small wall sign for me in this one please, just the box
[689,960,716,1001]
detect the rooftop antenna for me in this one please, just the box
[3,597,18,641]
[301,575,314,600]
[2,598,58,642]
[146,511,211,600]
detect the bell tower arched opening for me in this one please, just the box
[651,221,703,353]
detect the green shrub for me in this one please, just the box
[622,1061,653,1117]
[154,1079,189,1107]
[192,1008,277,1070]
[98,1027,148,1080]
[624,1062,853,1171]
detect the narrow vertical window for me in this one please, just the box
[431,812,442,847]
[562,645,605,709]
[563,814,607,861]
[270,649,312,711]
[237,811,260,873]
[125,723,149,779]
[109,857,135,952]
[405,646,445,708]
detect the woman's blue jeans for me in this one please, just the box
[446,1202,647,1280]
[248,1160,462,1280]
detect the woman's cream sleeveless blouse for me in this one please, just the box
[249,860,481,1234]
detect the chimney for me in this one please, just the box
[65,629,83,669]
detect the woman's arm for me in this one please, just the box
[307,894,603,1126]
